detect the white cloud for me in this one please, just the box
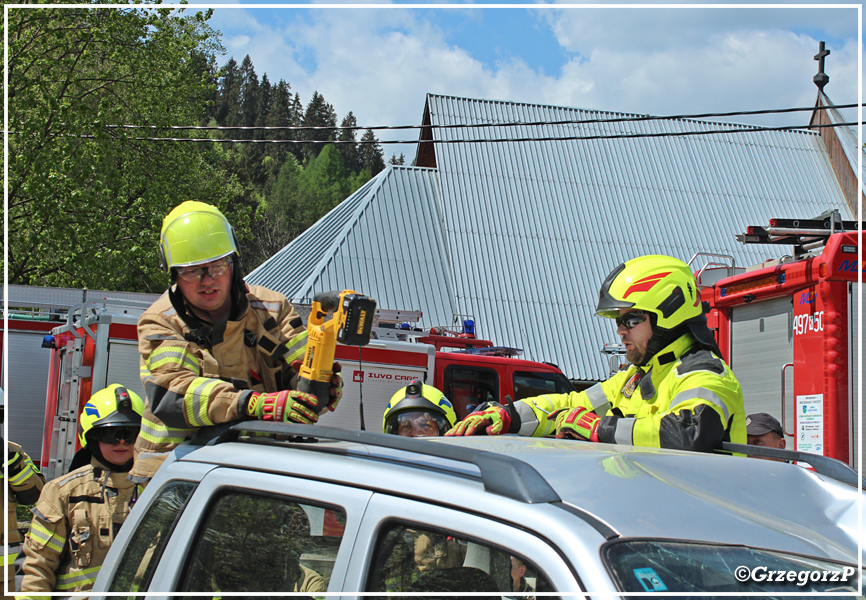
[203,5,862,159]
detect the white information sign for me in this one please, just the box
[796,394,824,455]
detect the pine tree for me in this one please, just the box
[388,153,405,166]
[288,92,305,164]
[359,129,385,176]
[338,112,361,174]
[238,55,259,133]
[302,91,337,162]
[257,73,272,130]
[215,57,239,126]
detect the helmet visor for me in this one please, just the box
[392,411,448,437]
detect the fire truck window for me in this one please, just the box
[177,489,344,598]
[108,481,196,594]
[443,366,498,419]
[513,372,575,400]
[365,521,558,599]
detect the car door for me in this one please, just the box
[96,467,373,599]
[341,494,586,598]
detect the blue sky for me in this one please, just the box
[193,3,862,160]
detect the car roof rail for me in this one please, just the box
[718,442,865,488]
[200,422,562,505]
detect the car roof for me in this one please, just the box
[174,423,863,564]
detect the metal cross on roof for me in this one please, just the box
[813,41,830,91]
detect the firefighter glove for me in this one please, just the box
[445,401,512,436]
[553,407,601,442]
[246,390,320,424]
[328,366,343,413]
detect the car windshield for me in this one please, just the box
[603,539,862,598]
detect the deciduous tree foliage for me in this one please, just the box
[5,6,245,292]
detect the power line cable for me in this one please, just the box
[103,102,862,133]
[81,119,860,144]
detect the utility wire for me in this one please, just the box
[84,120,860,144]
[104,102,862,133]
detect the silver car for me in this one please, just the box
[91,422,864,599]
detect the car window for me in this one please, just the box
[513,371,575,399]
[177,488,345,597]
[443,366,498,418]
[366,521,558,599]
[603,539,863,596]
[108,480,197,593]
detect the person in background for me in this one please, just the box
[746,412,787,462]
[133,201,342,485]
[19,385,142,595]
[447,255,746,451]
[383,379,457,438]
[3,389,45,596]
[510,555,536,595]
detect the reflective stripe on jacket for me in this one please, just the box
[5,442,45,592]
[514,333,746,450]
[132,284,307,481]
[19,459,136,594]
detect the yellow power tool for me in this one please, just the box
[297,289,377,410]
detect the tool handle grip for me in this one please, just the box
[313,291,342,313]
[297,377,333,413]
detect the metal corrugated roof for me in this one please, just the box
[246,166,457,327]
[425,94,852,380]
[248,93,853,381]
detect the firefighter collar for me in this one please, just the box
[638,334,699,401]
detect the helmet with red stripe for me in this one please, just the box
[596,255,713,365]
[595,255,702,329]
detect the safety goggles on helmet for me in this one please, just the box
[91,426,140,445]
[175,257,232,283]
[394,411,449,437]
[614,311,648,330]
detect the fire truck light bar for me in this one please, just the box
[721,273,785,297]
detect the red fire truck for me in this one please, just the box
[697,211,862,471]
[332,317,576,430]
[37,301,575,478]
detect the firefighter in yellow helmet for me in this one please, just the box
[447,255,746,451]
[19,385,143,595]
[383,380,457,437]
[132,201,342,485]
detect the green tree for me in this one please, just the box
[359,129,386,176]
[301,91,337,163]
[5,6,245,291]
[215,57,240,126]
[388,153,406,165]
[338,111,361,174]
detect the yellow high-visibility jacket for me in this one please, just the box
[19,459,137,595]
[513,333,746,450]
[131,284,307,482]
[4,442,44,592]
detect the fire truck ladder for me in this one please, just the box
[736,209,859,257]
